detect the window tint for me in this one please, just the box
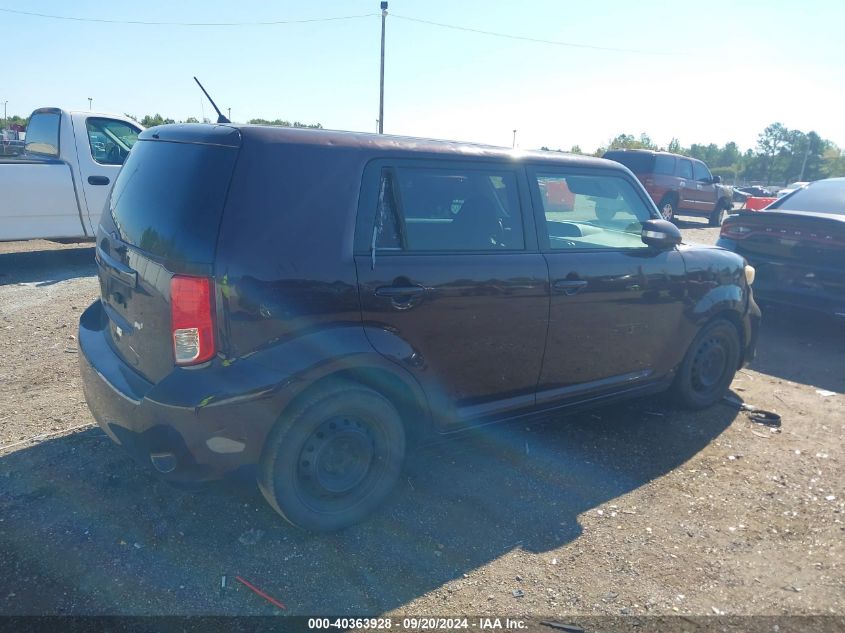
[693,161,712,182]
[24,112,61,156]
[678,159,693,179]
[768,179,845,214]
[602,151,654,174]
[654,155,676,175]
[109,139,238,263]
[87,118,140,165]
[373,166,524,252]
[536,173,653,250]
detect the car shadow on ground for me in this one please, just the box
[0,246,96,287]
[0,400,737,615]
[749,304,845,393]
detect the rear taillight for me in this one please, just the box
[170,275,216,365]
[720,223,753,239]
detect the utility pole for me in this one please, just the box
[512,129,517,148]
[228,107,231,122]
[378,1,388,134]
[88,97,92,111]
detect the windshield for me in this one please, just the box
[768,179,845,214]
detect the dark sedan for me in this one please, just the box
[718,177,845,317]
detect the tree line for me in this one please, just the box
[124,114,323,129]
[545,123,845,186]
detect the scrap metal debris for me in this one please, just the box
[234,575,287,610]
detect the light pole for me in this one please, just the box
[227,107,231,122]
[2,101,7,131]
[512,129,517,148]
[88,97,92,111]
[378,1,387,134]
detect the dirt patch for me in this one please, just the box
[0,234,842,617]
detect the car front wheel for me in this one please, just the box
[258,383,406,532]
[672,318,741,409]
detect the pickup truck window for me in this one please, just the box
[86,118,140,166]
[24,112,61,157]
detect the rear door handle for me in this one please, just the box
[553,279,588,296]
[88,175,110,186]
[375,285,426,298]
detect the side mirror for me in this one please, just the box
[641,218,682,249]
[712,175,722,184]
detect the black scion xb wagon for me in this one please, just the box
[79,124,761,531]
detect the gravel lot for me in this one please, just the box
[1,219,843,618]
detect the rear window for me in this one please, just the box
[107,139,238,263]
[768,179,845,215]
[602,151,654,174]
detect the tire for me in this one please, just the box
[672,318,741,409]
[258,383,406,532]
[658,195,677,223]
[709,201,730,227]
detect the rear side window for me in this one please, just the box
[535,172,653,250]
[654,155,676,175]
[25,112,61,156]
[373,166,525,251]
[108,139,238,263]
[678,159,693,179]
[602,151,654,174]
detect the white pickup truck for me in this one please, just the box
[0,107,143,241]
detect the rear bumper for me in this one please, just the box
[78,300,275,482]
[718,238,845,318]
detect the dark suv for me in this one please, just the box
[79,125,760,531]
[603,149,734,226]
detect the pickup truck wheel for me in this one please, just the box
[672,318,741,409]
[709,201,730,226]
[258,383,406,532]
[658,196,676,222]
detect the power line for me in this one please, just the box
[0,7,378,26]
[391,13,666,55]
[0,6,665,55]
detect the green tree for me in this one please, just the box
[756,122,790,184]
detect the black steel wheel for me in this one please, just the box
[672,319,741,409]
[258,383,406,532]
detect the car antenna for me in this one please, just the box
[193,76,230,124]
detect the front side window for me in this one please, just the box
[535,173,653,250]
[24,112,61,156]
[678,159,693,180]
[693,161,712,182]
[86,118,140,165]
[373,166,524,252]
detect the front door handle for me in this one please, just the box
[375,285,426,299]
[88,175,110,186]
[553,279,588,296]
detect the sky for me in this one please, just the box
[2,0,844,153]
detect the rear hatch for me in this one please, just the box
[95,124,241,383]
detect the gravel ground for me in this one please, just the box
[0,221,843,618]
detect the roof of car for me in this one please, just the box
[603,148,696,160]
[140,123,625,170]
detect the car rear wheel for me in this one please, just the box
[658,196,676,223]
[258,383,406,532]
[672,318,741,409]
